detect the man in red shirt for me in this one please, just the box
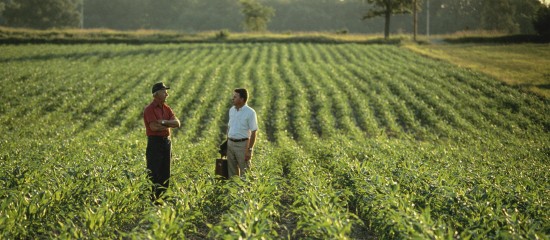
[143,82,180,201]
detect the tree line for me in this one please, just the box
[0,0,549,37]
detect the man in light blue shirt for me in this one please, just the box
[227,88,258,178]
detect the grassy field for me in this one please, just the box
[405,42,550,99]
[0,27,395,44]
[0,43,548,239]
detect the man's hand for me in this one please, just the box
[164,118,181,128]
[150,118,181,131]
[245,130,257,161]
[245,150,253,161]
[150,121,168,131]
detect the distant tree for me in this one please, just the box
[146,0,185,30]
[84,0,151,30]
[480,0,519,33]
[239,0,275,32]
[363,0,413,39]
[533,3,550,36]
[0,0,12,15]
[427,0,483,33]
[0,3,4,24]
[2,0,80,29]
[82,0,241,31]
[184,0,241,31]
[411,0,421,41]
[511,0,544,34]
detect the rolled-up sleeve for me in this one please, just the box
[248,109,258,132]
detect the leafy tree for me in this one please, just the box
[424,0,483,34]
[83,0,241,31]
[421,0,541,35]
[2,0,80,29]
[181,0,241,31]
[84,0,151,30]
[533,3,550,36]
[0,4,4,25]
[480,0,519,33]
[239,0,275,32]
[478,0,542,34]
[510,0,544,34]
[363,0,413,39]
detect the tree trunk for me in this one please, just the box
[413,0,417,41]
[384,3,391,40]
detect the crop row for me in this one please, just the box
[0,43,548,238]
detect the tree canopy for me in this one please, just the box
[363,0,414,39]
[1,0,80,29]
[240,0,275,31]
[0,0,546,36]
[533,3,550,35]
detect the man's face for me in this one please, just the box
[232,92,243,106]
[155,89,169,103]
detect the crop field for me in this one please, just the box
[405,43,550,99]
[0,43,548,239]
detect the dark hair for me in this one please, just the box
[234,88,249,102]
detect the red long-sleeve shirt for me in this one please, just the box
[143,99,175,137]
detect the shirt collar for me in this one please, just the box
[152,98,165,108]
[235,104,248,111]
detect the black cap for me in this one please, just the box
[152,82,170,94]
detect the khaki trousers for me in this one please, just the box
[227,140,249,178]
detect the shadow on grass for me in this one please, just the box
[0,35,403,46]
[444,34,550,44]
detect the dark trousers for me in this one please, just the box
[146,136,171,200]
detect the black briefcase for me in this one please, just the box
[215,157,228,179]
[215,140,229,179]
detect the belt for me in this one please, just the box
[229,138,248,142]
[148,136,170,140]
